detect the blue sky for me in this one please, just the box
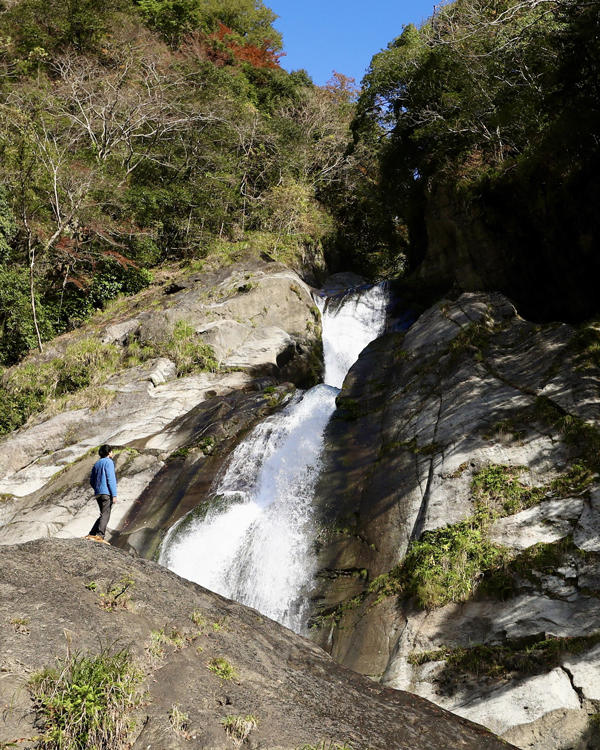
[269,0,436,87]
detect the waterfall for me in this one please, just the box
[159,282,388,632]
[319,283,389,388]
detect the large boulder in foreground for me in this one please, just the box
[0,539,512,749]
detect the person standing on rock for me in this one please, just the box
[86,445,117,545]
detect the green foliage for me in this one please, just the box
[472,461,594,516]
[147,627,187,658]
[97,576,135,611]
[380,514,508,610]
[198,435,215,454]
[190,610,207,628]
[533,396,600,471]
[342,0,600,285]
[29,648,144,750]
[0,266,55,366]
[481,536,598,600]
[309,595,363,630]
[88,261,153,312]
[0,339,118,435]
[11,616,31,634]
[169,704,190,737]
[0,187,16,264]
[409,631,600,690]
[157,320,218,375]
[208,657,237,680]
[1,0,127,58]
[471,464,545,516]
[569,322,600,370]
[134,0,282,49]
[446,321,492,361]
[0,0,347,368]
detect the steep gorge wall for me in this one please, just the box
[310,292,600,749]
[413,168,600,323]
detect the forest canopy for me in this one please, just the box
[342,0,600,314]
[0,0,598,366]
[0,0,355,364]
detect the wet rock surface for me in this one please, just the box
[310,292,600,748]
[0,539,512,750]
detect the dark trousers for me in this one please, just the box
[89,494,112,538]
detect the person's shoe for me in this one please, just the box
[85,534,109,544]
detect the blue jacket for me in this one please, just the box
[90,457,117,498]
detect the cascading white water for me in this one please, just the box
[159,282,388,632]
[318,283,389,388]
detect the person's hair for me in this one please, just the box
[98,444,112,458]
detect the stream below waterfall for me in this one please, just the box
[159,283,389,632]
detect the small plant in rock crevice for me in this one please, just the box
[155,320,217,375]
[29,648,144,750]
[309,595,363,630]
[568,323,600,371]
[169,704,191,738]
[221,714,258,745]
[208,657,237,681]
[190,610,207,630]
[146,627,187,659]
[97,577,135,612]
[480,535,598,600]
[10,616,30,634]
[532,396,600,473]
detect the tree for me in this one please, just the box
[1,0,126,56]
[134,0,282,50]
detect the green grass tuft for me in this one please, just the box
[409,631,600,693]
[221,714,258,743]
[29,648,144,750]
[208,657,237,681]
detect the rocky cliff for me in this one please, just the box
[0,258,321,555]
[413,175,600,324]
[2,259,599,749]
[0,538,512,749]
[310,292,600,749]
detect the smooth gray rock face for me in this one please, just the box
[413,666,581,737]
[502,707,597,750]
[490,498,584,549]
[310,291,600,749]
[563,644,600,701]
[574,488,600,552]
